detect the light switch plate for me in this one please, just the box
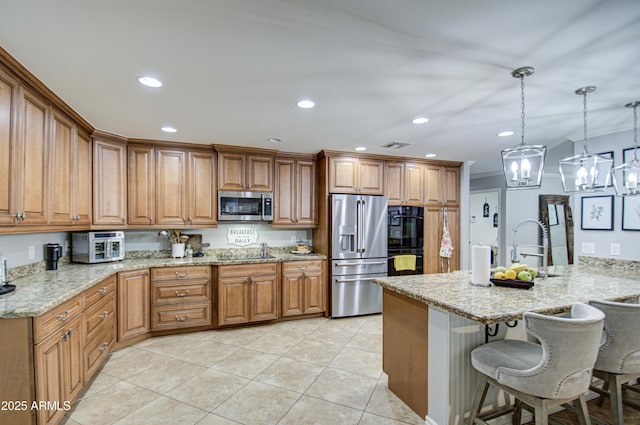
[581,242,595,254]
[610,243,621,256]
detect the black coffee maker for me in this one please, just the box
[45,243,63,270]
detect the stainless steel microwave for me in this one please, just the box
[218,191,273,222]
[72,231,125,263]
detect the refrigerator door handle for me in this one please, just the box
[335,261,387,266]
[360,199,366,253]
[335,277,378,283]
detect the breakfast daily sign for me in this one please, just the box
[227,227,259,246]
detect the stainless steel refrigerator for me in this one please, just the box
[330,194,388,317]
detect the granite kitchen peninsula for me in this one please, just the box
[374,259,640,425]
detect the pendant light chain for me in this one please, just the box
[633,102,638,161]
[520,74,526,146]
[582,90,589,154]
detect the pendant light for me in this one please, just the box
[501,67,546,190]
[610,101,640,197]
[559,86,613,192]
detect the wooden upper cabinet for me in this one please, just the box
[187,150,216,226]
[128,144,155,225]
[385,161,424,206]
[93,133,127,226]
[273,155,317,228]
[216,146,275,192]
[424,164,460,206]
[73,130,92,226]
[328,156,384,195]
[0,67,18,225]
[155,148,187,226]
[49,109,74,225]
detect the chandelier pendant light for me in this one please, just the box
[559,86,613,193]
[501,67,546,190]
[610,101,640,197]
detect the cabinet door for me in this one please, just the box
[249,275,279,322]
[281,271,303,317]
[35,329,66,425]
[296,160,317,226]
[156,148,187,225]
[385,162,404,205]
[49,110,74,225]
[187,150,217,225]
[404,163,424,205]
[0,68,18,225]
[328,157,358,194]
[246,154,273,192]
[128,145,155,225]
[424,165,460,206]
[273,159,295,225]
[17,86,48,225]
[218,151,245,191]
[358,158,385,195]
[63,315,84,402]
[303,268,326,314]
[117,269,150,342]
[442,166,460,205]
[73,130,92,225]
[424,165,442,206]
[218,276,250,325]
[93,137,127,226]
[424,206,460,274]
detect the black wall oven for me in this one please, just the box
[387,206,424,275]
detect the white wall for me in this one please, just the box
[571,129,639,261]
[0,232,69,268]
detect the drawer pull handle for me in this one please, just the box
[98,287,108,296]
[174,290,190,297]
[297,266,307,270]
[175,271,190,279]
[175,314,190,322]
[98,342,109,352]
[56,310,71,321]
[99,311,109,321]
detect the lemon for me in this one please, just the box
[493,271,505,279]
[504,269,517,280]
[510,264,527,273]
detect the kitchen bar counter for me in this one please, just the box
[0,252,326,319]
[373,263,640,425]
[374,264,640,325]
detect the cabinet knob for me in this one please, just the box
[98,311,109,321]
[98,342,109,352]
[175,271,190,279]
[175,314,190,322]
[122,217,126,222]
[56,310,71,321]
[98,287,108,296]
[20,211,26,221]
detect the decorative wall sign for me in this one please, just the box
[622,196,640,231]
[581,195,614,230]
[226,226,259,246]
[482,198,490,218]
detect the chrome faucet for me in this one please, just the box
[260,242,268,258]
[511,219,549,280]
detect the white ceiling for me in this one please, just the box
[3,0,640,175]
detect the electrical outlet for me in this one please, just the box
[581,242,595,254]
[28,245,35,260]
[610,243,621,256]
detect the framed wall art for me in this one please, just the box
[581,195,614,230]
[622,196,640,231]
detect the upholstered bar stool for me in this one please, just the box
[467,303,605,425]
[588,299,640,425]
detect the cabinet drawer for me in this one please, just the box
[84,292,115,343]
[282,260,323,274]
[84,320,115,383]
[84,275,116,308]
[218,263,278,279]
[151,303,211,331]
[34,294,85,343]
[151,266,211,281]
[151,279,210,304]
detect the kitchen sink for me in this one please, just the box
[216,254,276,260]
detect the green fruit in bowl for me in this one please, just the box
[517,270,533,282]
[494,266,506,272]
[526,267,538,279]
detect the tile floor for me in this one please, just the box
[63,314,426,425]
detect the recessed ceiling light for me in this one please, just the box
[424,153,437,158]
[412,116,429,124]
[138,76,162,88]
[497,130,514,137]
[296,99,315,109]
[161,126,177,133]
[267,138,282,143]
[355,146,367,151]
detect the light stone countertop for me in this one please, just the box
[374,264,640,325]
[0,252,326,319]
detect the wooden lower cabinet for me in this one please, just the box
[34,314,83,425]
[218,263,279,326]
[82,276,116,383]
[117,269,150,342]
[150,266,212,331]
[281,260,327,317]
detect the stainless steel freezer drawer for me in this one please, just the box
[331,273,385,317]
